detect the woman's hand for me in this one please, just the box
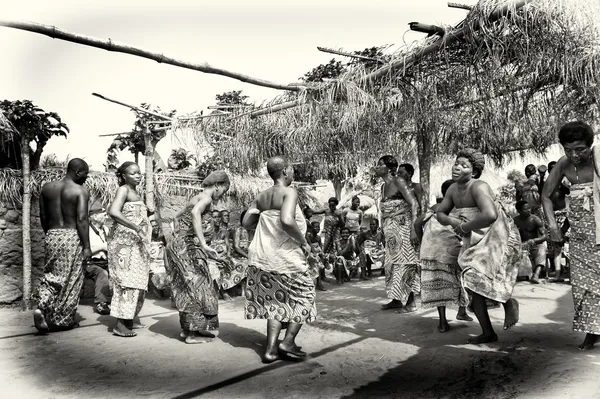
[301,242,312,258]
[201,244,219,259]
[453,222,469,237]
[410,226,419,246]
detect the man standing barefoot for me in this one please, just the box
[437,148,521,344]
[542,121,600,351]
[34,158,92,333]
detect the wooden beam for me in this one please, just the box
[448,2,473,10]
[317,47,384,63]
[360,0,532,84]
[0,19,304,92]
[409,22,445,36]
[250,99,305,119]
[207,105,254,110]
[92,93,174,120]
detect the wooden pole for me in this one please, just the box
[317,47,384,63]
[448,2,473,10]
[143,123,155,213]
[250,99,304,119]
[21,131,32,310]
[0,20,304,92]
[92,93,173,120]
[207,105,254,110]
[359,0,532,84]
[408,22,445,36]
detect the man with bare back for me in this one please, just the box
[437,148,521,344]
[513,200,547,284]
[33,158,92,333]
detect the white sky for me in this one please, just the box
[1,0,472,170]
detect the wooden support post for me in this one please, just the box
[21,132,32,310]
[409,22,445,36]
[143,123,155,213]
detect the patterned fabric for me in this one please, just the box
[322,211,342,255]
[34,229,84,329]
[221,227,250,289]
[457,205,521,303]
[568,183,600,335]
[165,208,219,332]
[420,210,467,308]
[381,199,420,302]
[108,201,151,290]
[359,230,385,270]
[245,265,317,323]
[110,286,145,319]
[149,241,169,290]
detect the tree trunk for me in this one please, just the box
[333,178,344,201]
[143,125,155,213]
[21,138,32,310]
[134,151,139,164]
[416,129,432,214]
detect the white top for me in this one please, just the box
[248,205,307,274]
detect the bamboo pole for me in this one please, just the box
[21,130,32,310]
[408,22,445,36]
[316,47,384,63]
[448,2,473,10]
[207,105,254,110]
[0,20,304,92]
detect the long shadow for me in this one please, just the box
[171,336,367,399]
[217,322,267,358]
[341,289,582,398]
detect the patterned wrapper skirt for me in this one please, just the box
[245,265,317,323]
[165,234,219,332]
[568,184,600,335]
[421,260,468,309]
[34,229,84,329]
[381,199,420,303]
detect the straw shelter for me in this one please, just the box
[178,0,600,209]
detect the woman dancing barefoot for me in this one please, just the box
[243,156,316,363]
[436,149,521,344]
[165,170,230,344]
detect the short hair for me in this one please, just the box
[456,148,485,179]
[67,158,89,173]
[548,161,557,170]
[266,156,290,179]
[399,163,415,178]
[558,121,594,147]
[311,220,320,227]
[340,227,350,234]
[524,164,536,176]
[220,210,230,216]
[328,197,339,205]
[441,179,454,197]
[515,200,529,211]
[351,195,360,202]
[370,218,379,226]
[378,155,398,175]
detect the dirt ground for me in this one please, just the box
[1,277,600,399]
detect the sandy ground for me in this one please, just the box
[1,277,600,399]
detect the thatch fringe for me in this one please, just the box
[0,168,320,210]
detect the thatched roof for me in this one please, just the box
[176,0,600,175]
[0,168,320,210]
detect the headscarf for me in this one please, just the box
[202,170,230,187]
[456,148,485,178]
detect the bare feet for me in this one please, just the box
[456,313,473,322]
[114,319,137,337]
[467,333,498,344]
[381,300,403,310]
[316,284,327,291]
[179,330,190,339]
[278,342,307,358]
[262,352,280,364]
[503,298,520,330]
[578,334,598,351]
[33,309,49,334]
[530,277,540,284]
[438,321,450,333]
[395,305,417,314]
[185,331,216,344]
